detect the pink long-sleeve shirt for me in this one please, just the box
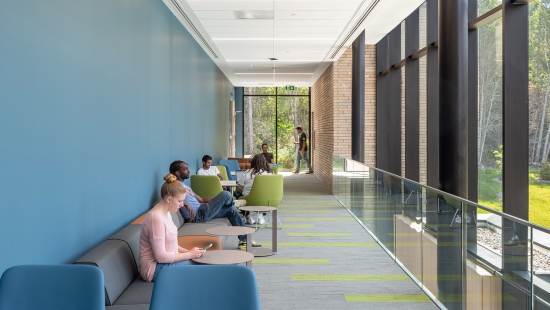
[139,211,179,282]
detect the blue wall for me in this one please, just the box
[0,0,233,274]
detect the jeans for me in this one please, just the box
[195,191,246,242]
[295,151,311,171]
[153,260,194,282]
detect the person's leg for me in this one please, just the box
[196,191,234,223]
[295,151,302,172]
[195,191,247,242]
[303,152,311,171]
[152,260,194,282]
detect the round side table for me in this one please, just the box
[206,226,256,267]
[192,250,253,266]
[239,206,278,257]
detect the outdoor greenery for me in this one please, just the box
[243,87,310,171]
[475,0,550,228]
[478,168,550,228]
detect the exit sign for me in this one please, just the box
[285,86,295,90]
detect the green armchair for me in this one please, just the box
[190,175,223,198]
[241,174,284,229]
[216,165,229,180]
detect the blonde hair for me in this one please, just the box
[160,174,186,199]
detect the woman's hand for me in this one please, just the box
[190,247,206,258]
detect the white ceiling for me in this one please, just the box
[163,0,425,87]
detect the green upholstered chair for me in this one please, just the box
[241,174,284,229]
[270,165,278,174]
[216,165,229,180]
[191,175,223,198]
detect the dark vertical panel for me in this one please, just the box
[502,0,529,221]
[425,0,439,230]
[376,36,389,171]
[501,1,529,309]
[438,1,468,309]
[426,0,439,189]
[352,31,366,163]
[439,0,468,199]
[388,26,402,176]
[406,10,420,182]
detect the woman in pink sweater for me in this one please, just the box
[139,173,206,282]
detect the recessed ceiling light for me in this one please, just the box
[233,10,274,20]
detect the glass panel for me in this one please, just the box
[478,18,503,212]
[532,227,550,307]
[478,0,503,17]
[243,96,276,157]
[244,87,276,95]
[528,0,550,230]
[276,95,310,172]
[276,86,309,96]
[419,3,427,49]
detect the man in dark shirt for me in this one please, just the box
[293,127,312,174]
[261,143,274,163]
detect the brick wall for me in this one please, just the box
[312,45,377,192]
[311,65,334,190]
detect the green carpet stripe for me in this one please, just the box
[278,210,333,213]
[278,205,342,208]
[259,242,376,247]
[292,274,410,281]
[345,294,431,303]
[284,217,356,221]
[287,232,351,237]
[253,258,330,265]
[265,224,314,228]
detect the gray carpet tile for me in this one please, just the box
[243,174,438,310]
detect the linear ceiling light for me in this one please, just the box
[212,38,335,41]
[226,60,324,62]
[235,73,314,75]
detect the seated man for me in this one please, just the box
[261,143,274,164]
[169,160,260,249]
[197,155,223,179]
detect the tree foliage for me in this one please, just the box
[243,87,310,171]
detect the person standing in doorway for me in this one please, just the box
[293,127,312,174]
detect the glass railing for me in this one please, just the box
[333,154,550,310]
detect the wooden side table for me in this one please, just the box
[239,206,278,257]
[206,226,256,267]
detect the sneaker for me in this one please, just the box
[238,240,262,249]
[306,171,311,174]
[258,214,266,225]
[245,217,256,225]
[293,170,299,174]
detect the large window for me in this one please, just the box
[529,0,550,228]
[243,87,310,172]
[477,17,503,211]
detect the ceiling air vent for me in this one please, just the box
[169,0,218,58]
[258,83,275,85]
[329,0,380,59]
[234,10,274,20]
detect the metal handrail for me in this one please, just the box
[333,154,550,235]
